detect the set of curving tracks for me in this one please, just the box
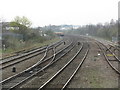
[38,42,89,90]
[84,36,120,75]
[1,39,65,89]
[108,44,120,54]
[1,36,90,90]
[2,36,118,89]
[95,41,120,75]
[0,40,64,70]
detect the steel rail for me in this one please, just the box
[2,41,74,89]
[38,43,84,89]
[96,42,120,75]
[98,42,120,62]
[88,37,120,62]
[108,44,120,52]
[1,46,47,64]
[1,40,64,61]
[25,41,73,72]
[1,45,50,84]
[1,41,72,84]
[8,41,74,90]
[61,46,89,90]
[1,40,63,65]
[1,45,47,61]
[1,40,64,69]
[80,36,120,74]
[86,36,120,62]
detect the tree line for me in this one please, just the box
[66,19,118,41]
[2,16,56,51]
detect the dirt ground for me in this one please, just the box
[67,40,119,88]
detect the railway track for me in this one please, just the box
[3,35,118,89]
[1,40,64,67]
[37,42,89,89]
[108,44,120,56]
[1,39,75,89]
[2,38,72,81]
[84,36,120,75]
[1,45,47,61]
[1,40,64,70]
[1,40,67,80]
[1,39,65,61]
[96,41,120,75]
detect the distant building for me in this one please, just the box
[2,22,19,31]
[55,32,64,36]
[0,22,23,40]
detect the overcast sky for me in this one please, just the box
[0,0,119,27]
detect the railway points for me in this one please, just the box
[1,35,119,89]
